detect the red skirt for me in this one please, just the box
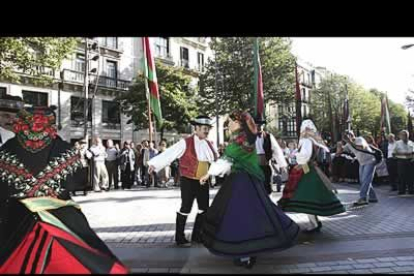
[0,221,128,274]
[281,167,304,200]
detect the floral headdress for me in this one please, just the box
[13,107,58,153]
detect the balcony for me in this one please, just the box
[180,59,189,69]
[155,54,175,66]
[102,122,121,130]
[61,69,130,91]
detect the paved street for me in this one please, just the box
[73,183,414,274]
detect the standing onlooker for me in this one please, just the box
[343,134,378,206]
[135,144,143,185]
[386,134,398,191]
[317,140,332,178]
[89,137,110,192]
[367,135,388,184]
[393,130,414,195]
[0,95,24,147]
[141,140,150,186]
[287,142,298,171]
[147,141,159,187]
[68,141,90,196]
[106,139,119,190]
[157,140,170,187]
[120,141,136,190]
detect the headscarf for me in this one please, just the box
[299,119,329,152]
[13,106,58,153]
[228,110,257,151]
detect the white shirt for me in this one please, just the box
[0,126,15,147]
[255,132,288,169]
[387,142,396,159]
[89,145,108,163]
[147,135,218,173]
[393,140,414,159]
[343,143,376,166]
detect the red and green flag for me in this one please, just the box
[295,62,302,137]
[407,112,413,140]
[142,37,162,126]
[253,38,264,120]
[380,96,391,136]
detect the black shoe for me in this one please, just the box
[398,192,406,195]
[369,199,378,203]
[244,257,257,269]
[409,191,414,195]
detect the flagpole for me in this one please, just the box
[345,84,351,132]
[143,37,153,144]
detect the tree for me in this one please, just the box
[311,75,383,140]
[116,60,199,139]
[0,37,78,84]
[198,37,296,117]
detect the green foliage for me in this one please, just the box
[198,37,296,116]
[116,61,199,133]
[311,75,407,139]
[0,37,79,84]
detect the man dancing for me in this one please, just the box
[254,116,288,194]
[148,115,218,247]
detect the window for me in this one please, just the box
[22,91,48,107]
[302,88,306,102]
[154,37,169,58]
[105,60,117,88]
[70,96,92,122]
[197,52,204,72]
[180,47,189,68]
[103,37,118,49]
[102,100,120,127]
[279,117,296,137]
[75,53,85,73]
[0,87,6,98]
[107,61,117,79]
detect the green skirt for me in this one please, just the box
[278,165,345,216]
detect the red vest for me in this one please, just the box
[179,135,217,179]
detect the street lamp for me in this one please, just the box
[402,44,414,50]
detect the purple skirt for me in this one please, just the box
[201,171,299,258]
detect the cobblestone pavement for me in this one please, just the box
[73,182,414,273]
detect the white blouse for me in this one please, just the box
[147,135,218,173]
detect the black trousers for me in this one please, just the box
[121,165,134,189]
[260,165,272,195]
[397,159,413,193]
[179,177,209,214]
[106,160,119,189]
[386,158,398,189]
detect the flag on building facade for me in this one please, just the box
[295,62,302,137]
[253,38,264,121]
[142,37,162,125]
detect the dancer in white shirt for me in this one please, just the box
[148,115,218,247]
